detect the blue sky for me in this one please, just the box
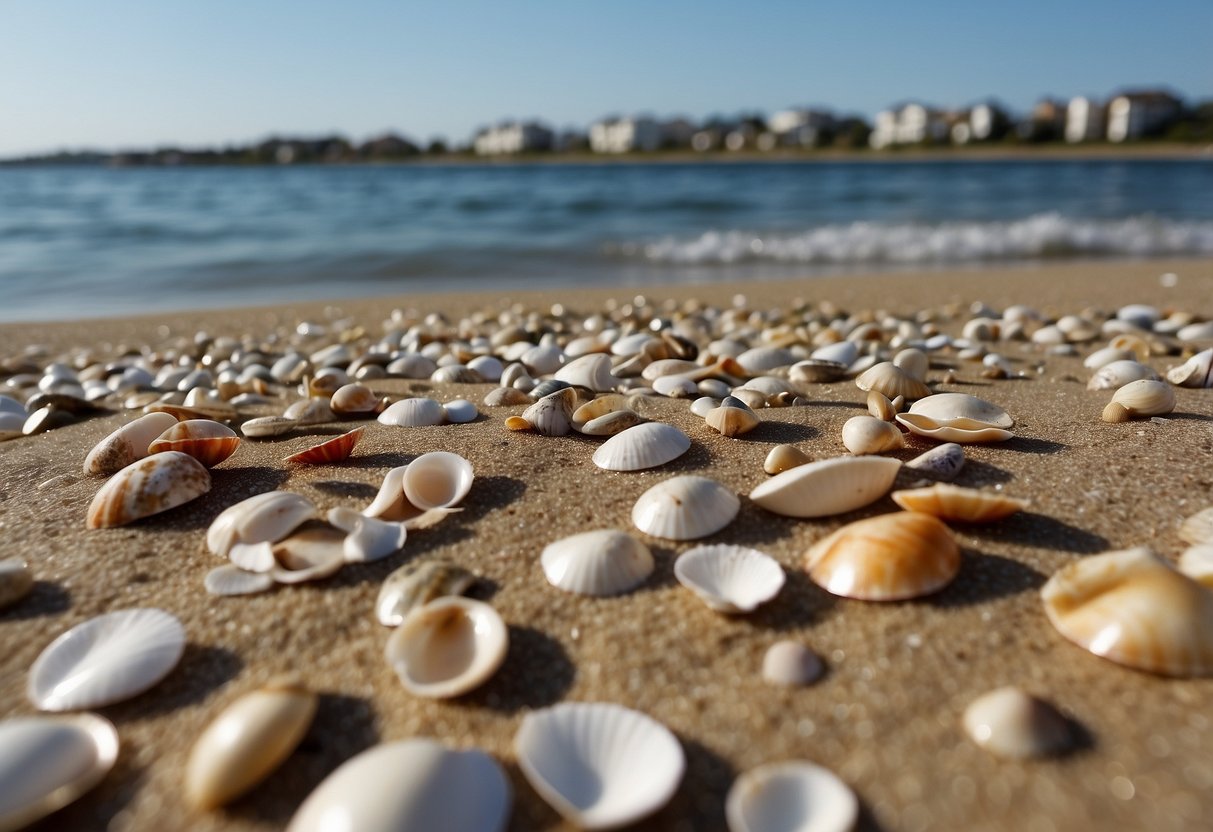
[1,0,1209,155]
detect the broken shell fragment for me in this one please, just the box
[904,443,965,481]
[1179,507,1213,547]
[1178,545,1213,589]
[86,451,211,529]
[83,412,178,477]
[592,422,691,471]
[674,544,785,613]
[541,530,654,596]
[206,491,318,558]
[750,456,901,519]
[284,426,364,465]
[1167,348,1213,388]
[762,641,823,687]
[867,391,896,421]
[148,419,240,468]
[376,560,476,626]
[764,444,811,475]
[0,559,35,610]
[841,415,904,455]
[725,761,857,832]
[385,597,508,698]
[962,687,1073,760]
[327,507,408,563]
[377,397,445,427]
[268,525,347,584]
[632,476,739,540]
[895,413,1013,444]
[204,565,275,597]
[891,483,1028,522]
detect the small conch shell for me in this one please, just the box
[284,426,364,465]
[891,483,1028,522]
[86,452,211,529]
[519,388,576,436]
[148,419,240,467]
[376,560,475,626]
[841,415,904,455]
[962,687,1073,760]
[83,412,178,477]
[384,597,508,698]
[763,444,811,475]
[854,362,931,400]
[895,413,1013,444]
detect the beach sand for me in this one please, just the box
[2,258,1212,831]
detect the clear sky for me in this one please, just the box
[1,0,1209,156]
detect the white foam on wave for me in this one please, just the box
[624,213,1213,265]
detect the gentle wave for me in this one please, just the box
[620,214,1213,265]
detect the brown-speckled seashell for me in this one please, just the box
[284,427,365,465]
[86,451,211,529]
[891,483,1028,522]
[148,419,240,467]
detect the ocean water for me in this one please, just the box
[2,159,1212,321]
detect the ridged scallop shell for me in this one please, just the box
[28,608,186,711]
[895,413,1014,444]
[515,702,685,830]
[762,641,823,687]
[287,739,511,832]
[891,483,1028,522]
[673,544,785,613]
[0,559,34,610]
[148,419,240,467]
[1086,360,1160,391]
[854,362,931,400]
[402,451,474,510]
[632,476,739,540]
[904,443,965,481]
[907,393,1013,428]
[962,687,1072,760]
[83,412,178,476]
[1167,348,1213,388]
[377,397,446,427]
[555,354,619,392]
[376,560,476,626]
[0,714,119,831]
[1109,379,1175,416]
[1041,547,1213,677]
[204,564,275,596]
[726,761,858,832]
[330,383,387,417]
[206,491,318,558]
[240,416,299,438]
[284,426,364,465]
[841,415,904,455]
[86,451,211,529]
[750,456,901,519]
[385,597,508,698]
[519,388,576,436]
[805,512,960,601]
[541,530,654,596]
[327,507,408,563]
[185,675,318,810]
[592,423,691,471]
[706,403,760,437]
[1179,507,1213,546]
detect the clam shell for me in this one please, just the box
[386,353,439,379]
[1110,379,1175,416]
[443,399,479,424]
[287,738,511,832]
[185,675,318,809]
[592,423,691,471]
[0,714,119,831]
[866,391,895,421]
[725,761,857,832]
[403,451,474,510]
[962,687,1072,760]
[283,398,335,425]
[674,544,785,613]
[1083,345,1136,370]
[854,362,931,400]
[284,426,364,465]
[764,444,811,475]
[204,564,275,596]
[541,530,654,596]
[377,397,446,427]
[904,443,965,481]
[891,483,1028,522]
[737,346,796,373]
[1086,360,1160,391]
[580,409,645,436]
[1179,507,1213,547]
[895,413,1014,444]
[1041,547,1213,676]
[706,403,761,437]
[327,506,408,563]
[515,702,685,830]
[789,359,849,385]
[555,354,619,392]
[83,412,178,477]
[0,559,35,610]
[148,419,240,467]
[841,415,904,455]
[520,387,576,436]
[811,341,859,366]
[750,456,901,519]
[86,451,211,529]
[240,416,299,439]
[28,608,186,711]
[483,386,531,407]
[907,393,1013,428]
[385,597,508,698]
[893,347,929,381]
[329,383,386,417]
[805,512,960,601]
[268,525,347,584]
[0,411,25,441]
[762,641,823,687]
[376,560,476,626]
[1167,348,1213,388]
[632,476,739,540]
[206,491,318,558]
[1178,545,1213,588]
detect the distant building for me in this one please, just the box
[360,133,420,159]
[869,103,948,148]
[1106,91,1182,142]
[768,108,836,147]
[1065,97,1105,143]
[554,129,589,153]
[952,103,1009,144]
[1018,98,1067,142]
[659,118,697,149]
[473,121,554,155]
[589,116,662,153]
[691,128,725,152]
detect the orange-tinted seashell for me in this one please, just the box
[891,483,1028,522]
[284,427,365,465]
[149,420,240,468]
[86,451,211,529]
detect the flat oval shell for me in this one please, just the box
[750,456,901,519]
[204,565,275,596]
[762,641,823,687]
[240,416,298,439]
[632,476,739,541]
[443,399,479,424]
[674,544,785,613]
[726,760,858,832]
[402,451,474,510]
[962,687,1072,760]
[841,415,904,455]
[376,560,476,626]
[892,483,1028,522]
[908,393,1013,428]
[895,413,1014,444]
[385,597,508,698]
[86,451,211,529]
[764,444,812,475]
[377,397,446,427]
[541,530,654,596]
[593,422,691,471]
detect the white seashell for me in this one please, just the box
[206,491,317,558]
[287,739,511,832]
[706,402,761,437]
[377,560,476,626]
[555,354,619,392]
[1117,303,1159,328]
[268,525,347,584]
[377,397,446,427]
[1178,545,1213,589]
[386,353,439,379]
[327,507,408,563]
[0,394,25,416]
[841,415,904,455]
[726,761,857,832]
[83,412,178,477]
[652,374,700,398]
[674,544,785,613]
[86,451,211,529]
[592,423,690,471]
[690,396,720,418]
[1086,360,1160,391]
[962,687,1073,760]
[632,476,739,540]
[698,379,731,398]
[579,409,645,436]
[1177,321,1213,342]
[0,559,35,610]
[762,641,823,687]
[204,564,275,596]
[185,675,318,809]
[519,387,576,436]
[895,413,1014,444]
[1083,346,1136,370]
[329,383,386,417]
[904,443,965,481]
[467,354,504,382]
[1110,379,1175,416]
[483,386,531,407]
[0,714,119,831]
[0,411,25,440]
[402,451,474,510]
[811,341,858,366]
[764,444,812,475]
[515,702,685,830]
[363,465,409,519]
[443,399,479,423]
[892,347,929,381]
[1166,348,1213,388]
[522,343,565,375]
[385,597,508,698]
[907,393,1013,428]
[642,358,701,380]
[854,362,931,400]
[28,608,186,711]
[1179,507,1213,547]
[240,416,298,438]
[737,347,796,373]
[431,364,484,384]
[283,398,334,425]
[750,456,900,519]
[541,530,654,596]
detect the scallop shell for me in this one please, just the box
[895,413,1014,444]
[402,451,474,510]
[891,483,1028,522]
[764,444,811,475]
[907,393,1013,429]
[904,443,965,481]
[185,675,318,810]
[268,525,347,584]
[805,512,960,601]
[327,507,408,563]
[706,403,760,437]
[206,491,318,558]
[592,423,691,471]
[284,426,364,465]
[854,362,931,400]
[376,560,476,626]
[841,415,904,455]
[515,702,685,830]
[632,476,739,540]
[1109,379,1175,417]
[1167,348,1213,388]
[1179,507,1213,547]
[555,354,619,392]
[377,397,446,427]
[541,530,654,596]
[28,608,186,711]
[762,641,823,687]
[750,456,901,519]
[287,738,511,832]
[384,597,508,698]
[330,383,387,417]
[204,564,275,596]
[674,544,785,613]
[148,419,240,467]
[240,416,299,439]
[1086,360,1160,391]
[1041,547,1213,676]
[0,714,119,832]
[893,347,929,381]
[86,451,211,529]
[83,412,178,477]
[962,687,1072,760]
[519,388,576,436]
[0,559,35,610]
[726,761,858,832]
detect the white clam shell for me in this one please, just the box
[443,398,479,424]
[1086,359,1160,391]
[0,559,35,610]
[1083,346,1136,370]
[632,476,740,540]
[725,761,858,832]
[85,451,211,529]
[402,451,474,510]
[83,412,178,476]
[811,341,859,365]
[840,415,904,455]
[749,456,901,519]
[904,443,965,481]
[762,641,823,687]
[376,560,476,626]
[541,530,654,596]
[240,416,299,438]
[0,411,25,440]
[962,687,1072,760]
[907,393,1013,428]
[28,608,186,711]
[737,346,796,373]
[592,422,691,471]
[204,564,275,596]
[385,597,508,698]
[328,506,408,563]
[515,702,685,830]
[287,739,511,832]
[268,526,347,584]
[1167,348,1213,388]
[555,353,619,392]
[0,714,119,832]
[1179,507,1213,547]
[1110,379,1175,416]
[674,544,785,613]
[206,491,318,558]
[377,397,446,427]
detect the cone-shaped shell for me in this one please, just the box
[763,444,811,475]
[841,415,904,455]
[377,397,445,427]
[284,427,364,465]
[1041,547,1213,677]
[83,412,178,477]
[515,702,685,830]
[206,491,317,558]
[892,483,1028,522]
[185,676,318,809]
[750,456,901,519]
[402,451,474,510]
[725,761,858,832]
[385,597,508,698]
[673,544,785,613]
[86,451,211,529]
[148,419,240,467]
[907,393,1013,428]
[592,423,691,471]
[962,687,1073,760]
[632,476,739,540]
[541,530,654,596]
[904,443,965,481]
[854,362,931,400]
[376,560,476,626]
[805,512,960,601]
[895,413,1013,444]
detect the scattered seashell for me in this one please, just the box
[841,415,904,455]
[386,353,438,379]
[866,391,895,421]
[674,544,785,613]
[1179,507,1213,547]
[515,702,685,830]
[148,419,240,467]
[1083,345,1136,370]
[907,393,1013,429]
[579,408,645,436]
[854,362,931,400]
[28,608,186,711]
[891,483,1028,522]
[376,560,476,626]
[204,564,275,596]
[0,411,25,441]
[706,402,761,437]
[443,399,479,424]
[541,530,654,596]
[1178,545,1213,589]
[330,383,388,417]
[377,397,446,427]
[728,387,767,410]
[504,415,532,431]
[0,559,34,610]
[268,524,347,584]
[327,506,408,563]
[632,476,739,540]
[789,359,848,385]
[518,387,576,436]
[895,413,1014,443]
[763,443,811,475]
[483,386,531,407]
[592,422,691,471]
[284,427,364,465]
[385,597,508,698]
[146,402,235,423]
[762,641,823,687]
[86,451,211,529]
[1100,401,1132,423]
[750,456,900,519]
[1108,379,1175,418]
[1087,360,1160,391]
[207,491,318,558]
[962,687,1073,760]
[402,451,474,510]
[726,761,857,832]
[904,443,965,481]
[23,405,76,435]
[240,416,298,439]
[1166,348,1213,388]
[83,412,178,477]
[555,353,619,392]
[805,512,960,601]
[893,347,929,381]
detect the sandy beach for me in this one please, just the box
[2,257,1212,831]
